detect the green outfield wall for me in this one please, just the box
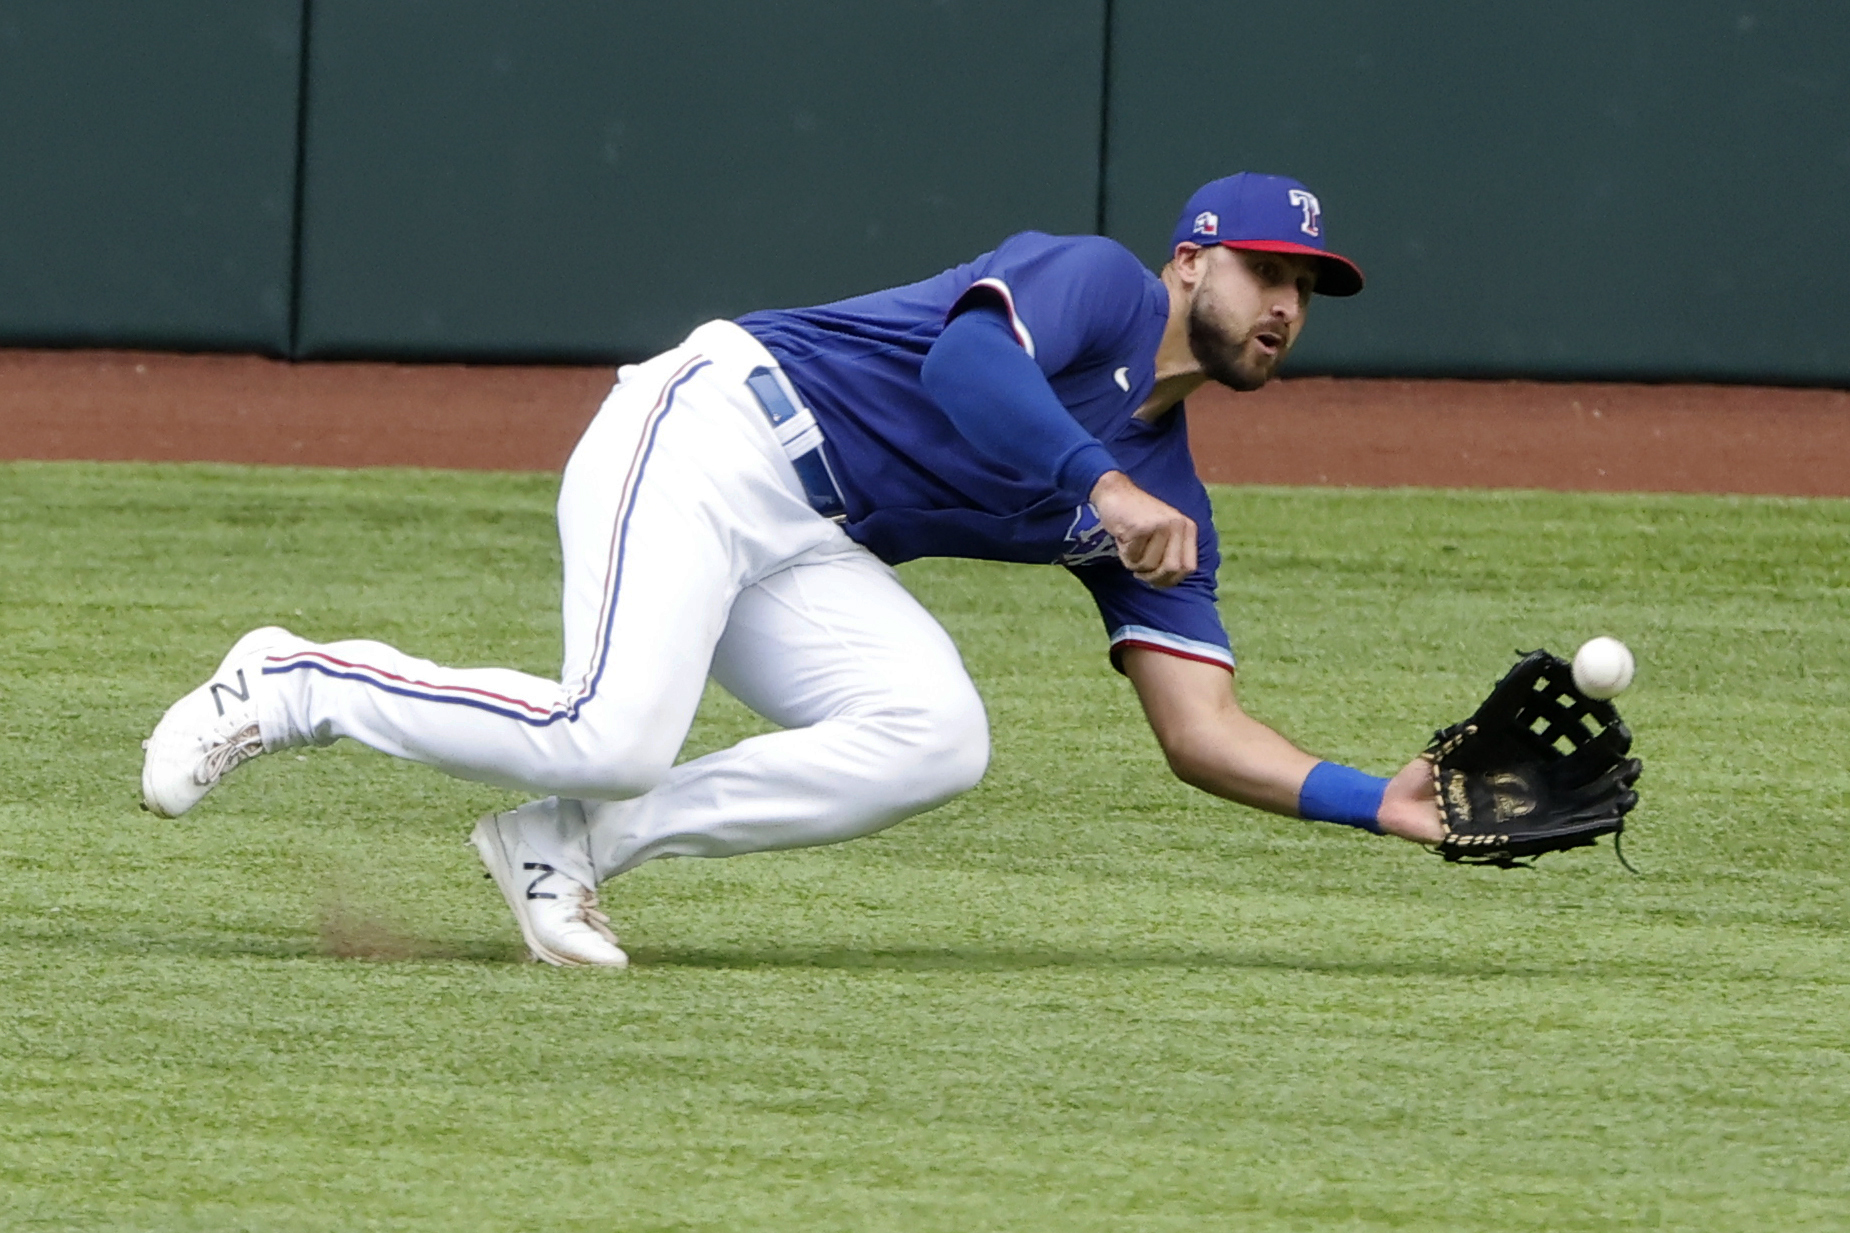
[1104,0,1850,384]
[0,1,302,354]
[0,1,1845,381]
[292,0,1106,361]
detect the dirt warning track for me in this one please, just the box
[3,348,1846,497]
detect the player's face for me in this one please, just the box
[1186,247,1316,391]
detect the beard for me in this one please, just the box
[1187,298,1284,392]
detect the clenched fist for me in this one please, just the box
[1089,471,1197,587]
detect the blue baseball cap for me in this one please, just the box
[1172,173,1364,297]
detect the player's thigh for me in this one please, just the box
[541,360,742,776]
[711,544,988,754]
[555,356,708,679]
[551,352,837,694]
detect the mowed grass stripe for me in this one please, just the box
[0,461,1845,1231]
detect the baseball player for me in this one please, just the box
[142,173,1447,968]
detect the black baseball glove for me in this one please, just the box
[1425,649,1642,868]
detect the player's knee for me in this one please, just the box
[550,732,677,801]
[886,686,990,806]
[552,765,666,803]
[591,761,672,801]
[935,697,991,797]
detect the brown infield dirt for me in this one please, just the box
[2,347,1846,497]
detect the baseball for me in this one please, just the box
[1572,636,1635,699]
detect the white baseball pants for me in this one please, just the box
[255,321,990,883]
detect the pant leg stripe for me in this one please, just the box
[261,659,568,724]
[565,355,712,717]
[257,355,713,729]
[261,650,555,717]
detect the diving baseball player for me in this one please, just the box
[142,173,1447,967]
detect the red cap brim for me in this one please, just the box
[1223,239,1365,297]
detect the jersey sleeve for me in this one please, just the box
[1063,409,1234,673]
[1066,491,1233,674]
[947,233,1154,379]
[1068,558,1234,673]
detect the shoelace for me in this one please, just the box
[566,886,619,943]
[195,722,264,786]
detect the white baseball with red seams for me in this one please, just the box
[252,321,989,882]
[1571,636,1635,700]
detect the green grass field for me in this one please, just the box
[2,460,1846,1231]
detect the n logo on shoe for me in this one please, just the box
[523,861,560,900]
[210,669,251,717]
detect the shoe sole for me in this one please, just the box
[470,814,627,968]
[140,625,296,818]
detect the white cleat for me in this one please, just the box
[140,626,297,818]
[471,812,629,968]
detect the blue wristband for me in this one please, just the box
[1298,761,1388,834]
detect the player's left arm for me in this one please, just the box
[1121,646,1442,843]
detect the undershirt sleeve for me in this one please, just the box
[920,305,1121,503]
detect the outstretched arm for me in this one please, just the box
[1121,646,1442,843]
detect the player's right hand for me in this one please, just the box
[1089,471,1197,587]
[1376,755,1444,845]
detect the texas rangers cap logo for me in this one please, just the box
[1170,172,1364,296]
[1287,188,1322,237]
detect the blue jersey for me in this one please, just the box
[737,232,1232,671]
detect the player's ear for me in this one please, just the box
[1171,242,1208,287]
